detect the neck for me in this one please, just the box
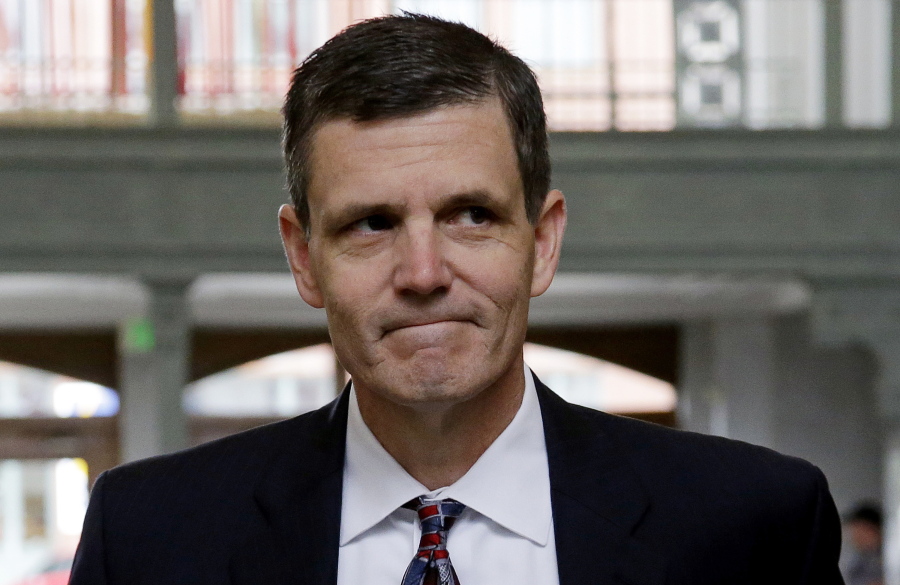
[355,366,526,491]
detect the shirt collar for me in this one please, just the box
[340,365,553,547]
[340,384,428,546]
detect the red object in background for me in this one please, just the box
[10,559,72,585]
[11,571,70,585]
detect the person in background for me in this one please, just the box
[844,503,884,585]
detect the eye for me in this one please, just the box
[351,215,392,233]
[457,206,492,226]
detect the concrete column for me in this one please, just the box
[813,285,900,413]
[874,339,900,585]
[678,317,777,448]
[117,278,192,463]
[813,283,900,584]
[773,315,881,514]
[149,0,179,127]
[893,0,900,126]
[885,416,900,585]
[677,322,717,435]
[823,0,844,127]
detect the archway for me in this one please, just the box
[184,341,678,446]
[0,360,119,585]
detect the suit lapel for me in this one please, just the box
[536,377,668,585]
[227,376,668,584]
[229,388,350,585]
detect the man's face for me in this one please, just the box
[280,98,564,412]
[849,520,881,552]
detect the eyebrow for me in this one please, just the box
[322,202,401,233]
[441,190,497,210]
[323,189,504,231]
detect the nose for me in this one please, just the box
[393,223,452,296]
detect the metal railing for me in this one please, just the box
[0,0,148,118]
[175,0,676,130]
[0,0,888,130]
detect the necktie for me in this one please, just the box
[401,497,466,585]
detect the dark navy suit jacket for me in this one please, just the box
[70,376,844,584]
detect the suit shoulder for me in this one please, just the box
[75,398,346,584]
[101,400,334,496]
[566,401,826,498]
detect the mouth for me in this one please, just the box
[381,318,471,338]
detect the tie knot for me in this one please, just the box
[409,496,466,543]
[413,497,465,535]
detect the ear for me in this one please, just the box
[278,204,325,308]
[530,189,567,297]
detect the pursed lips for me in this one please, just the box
[381,318,472,338]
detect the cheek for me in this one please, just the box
[316,254,375,305]
[466,256,534,315]
[325,301,376,376]
[317,268,370,333]
[317,258,394,346]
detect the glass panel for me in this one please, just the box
[176,0,337,117]
[0,362,119,419]
[740,0,824,128]
[394,0,483,27]
[610,0,675,130]
[0,458,87,585]
[184,343,337,417]
[0,0,886,129]
[0,0,148,119]
[512,0,615,131]
[177,0,677,131]
[512,0,599,68]
[524,343,677,414]
[843,0,890,128]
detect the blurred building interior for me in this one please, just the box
[0,0,897,582]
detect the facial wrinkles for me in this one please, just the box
[338,117,509,189]
[331,117,448,166]
[305,102,536,404]
[385,213,531,332]
[377,302,485,338]
[326,257,519,379]
[314,221,531,352]
[309,116,522,240]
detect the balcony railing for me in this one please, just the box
[0,0,148,120]
[0,0,893,129]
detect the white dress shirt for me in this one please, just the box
[337,365,560,584]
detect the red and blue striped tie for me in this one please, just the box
[401,497,465,585]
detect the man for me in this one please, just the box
[70,14,843,585]
[843,503,883,585]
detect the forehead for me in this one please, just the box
[305,99,520,209]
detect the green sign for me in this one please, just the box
[124,317,155,353]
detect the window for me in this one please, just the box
[0,0,148,120]
[1,0,889,129]
[176,0,677,129]
[0,458,86,585]
[0,362,118,419]
[176,0,305,117]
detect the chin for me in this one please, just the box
[415,364,505,403]
[404,374,471,402]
